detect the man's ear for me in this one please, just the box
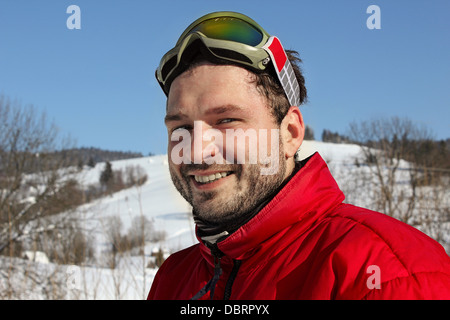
[280,106,305,159]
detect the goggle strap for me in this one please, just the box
[263,37,301,107]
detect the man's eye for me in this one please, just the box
[172,125,192,133]
[218,118,237,124]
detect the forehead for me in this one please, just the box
[166,63,267,115]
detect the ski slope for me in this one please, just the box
[7,140,447,299]
[78,140,363,255]
[65,141,364,299]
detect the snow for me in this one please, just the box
[75,141,364,258]
[298,140,363,164]
[2,141,448,299]
[22,251,50,264]
[1,154,195,300]
[59,155,197,299]
[78,155,196,250]
[0,141,377,299]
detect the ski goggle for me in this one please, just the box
[156,11,301,107]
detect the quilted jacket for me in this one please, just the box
[148,153,450,299]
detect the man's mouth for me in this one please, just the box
[193,171,232,184]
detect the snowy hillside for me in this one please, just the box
[80,141,364,248]
[75,141,363,256]
[77,155,196,251]
[68,141,367,299]
[2,141,448,299]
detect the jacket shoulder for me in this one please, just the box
[323,204,450,299]
[148,244,202,299]
[329,204,450,272]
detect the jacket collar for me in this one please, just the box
[199,152,345,262]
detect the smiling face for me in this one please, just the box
[165,62,304,229]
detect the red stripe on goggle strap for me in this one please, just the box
[267,37,287,73]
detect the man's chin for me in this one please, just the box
[191,196,237,222]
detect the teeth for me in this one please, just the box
[194,172,230,184]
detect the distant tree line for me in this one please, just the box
[98,161,148,195]
[50,147,145,171]
[321,129,353,144]
[318,125,449,173]
[0,146,145,175]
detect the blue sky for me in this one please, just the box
[0,0,449,155]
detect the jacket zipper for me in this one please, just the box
[210,243,242,300]
[191,243,224,300]
[192,242,242,300]
[223,259,242,300]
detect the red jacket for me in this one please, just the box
[148,153,450,299]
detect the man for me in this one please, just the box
[148,11,450,300]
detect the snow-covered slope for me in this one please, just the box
[78,155,196,252]
[5,141,447,299]
[75,141,363,254]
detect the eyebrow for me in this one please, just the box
[204,104,244,116]
[164,112,187,124]
[164,105,245,124]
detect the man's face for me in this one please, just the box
[165,63,292,226]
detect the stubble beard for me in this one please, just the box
[168,142,287,229]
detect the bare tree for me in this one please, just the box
[348,116,449,250]
[0,96,96,264]
[0,96,76,255]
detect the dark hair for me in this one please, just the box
[171,47,308,125]
[252,50,307,125]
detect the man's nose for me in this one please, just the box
[191,121,223,164]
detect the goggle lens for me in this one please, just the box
[188,17,264,46]
[158,12,300,107]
